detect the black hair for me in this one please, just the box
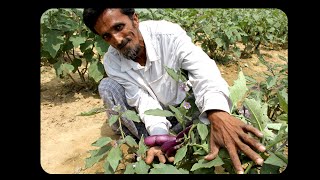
[82,8,135,35]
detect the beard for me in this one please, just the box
[121,44,142,62]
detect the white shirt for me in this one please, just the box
[103,20,232,135]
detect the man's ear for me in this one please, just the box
[133,12,139,28]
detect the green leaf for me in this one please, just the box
[144,109,174,117]
[215,38,224,48]
[263,128,277,141]
[94,36,110,56]
[85,145,111,168]
[266,123,283,131]
[264,152,287,167]
[42,30,64,58]
[53,61,74,77]
[164,66,180,82]
[106,146,122,171]
[190,157,224,171]
[174,145,188,164]
[108,115,119,127]
[274,151,288,164]
[197,123,208,141]
[244,98,270,131]
[266,75,278,89]
[69,35,86,48]
[150,164,188,174]
[169,105,184,124]
[71,58,82,73]
[88,60,105,83]
[77,107,105,116]
[62,41,74,51]
[277,89,288,113]
[80,39,93,52]
[277,114,288,122]
[134,160,150,174]
[122,110,140,123]
[125,135,138,148]
[193,168,215,174]
[83,49,94,62]
[260,163,280,174]
[61,63,74,75]
[137,137,148,157]
[92,136,113,147]
[123,163,135,174]
[229,71,248,111]
[193,148,207,156]
[218,148,230,159]
[103,161,115,174]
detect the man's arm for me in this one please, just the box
[103,56,171,136]
[170,23,265,174]
[171,24,232,122]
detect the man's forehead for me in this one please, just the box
[101,9,125,20]
[95,9,127,33]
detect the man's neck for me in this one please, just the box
[135,44,147,66]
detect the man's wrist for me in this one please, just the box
[206,109,224,116]
[148,122,169,135]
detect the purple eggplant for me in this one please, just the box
[144,134,176,147]
[176,125,192,139]
[155,135,176,145]
[165,143,183,157]
[144,135,157,146]
[160,139,180,152]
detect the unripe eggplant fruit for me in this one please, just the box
[176,125,192,139]
[144,134,176,146]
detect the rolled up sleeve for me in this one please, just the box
[172,24,232,124]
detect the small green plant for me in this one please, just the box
[41,8,108,90]
[81,61,288,174]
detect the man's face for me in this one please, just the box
[94,9,142,60]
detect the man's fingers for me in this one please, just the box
[145,149,155,164]
[243,124,264,138]
[145,146,167,164]
[240,133,266,152]
[227,144,244,174]
[156,152,166,163]
[205,131,220,161]
[235,139,264,166]
[168,156,175,163]
[204,143,219,160]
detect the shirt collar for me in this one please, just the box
[120,25,160,72]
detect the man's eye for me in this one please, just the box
[115,24,124,31]
[103,34,111,40]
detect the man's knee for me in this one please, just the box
[98,77,123,95]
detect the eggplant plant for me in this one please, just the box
[81,56,288,174]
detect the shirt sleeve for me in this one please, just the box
[127,87,172,135]
[103,52,172,135]
[171,24,233,125]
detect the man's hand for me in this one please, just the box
[145,146,175,164]
[205,110,266,174]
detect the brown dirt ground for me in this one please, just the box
[40,46,288,174]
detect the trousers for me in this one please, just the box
[98,77,194,140]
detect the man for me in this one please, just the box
[82,8,266,174]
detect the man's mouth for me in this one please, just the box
[119,43,127,50]
[119,39,130,50]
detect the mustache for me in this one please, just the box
[117,38,131,49]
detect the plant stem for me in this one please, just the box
[266,136,287,151]
[189,143,208,153]
[188,124,196,139]
[244,136,287,174]
[118,115,125,139]
[244,162,253,174]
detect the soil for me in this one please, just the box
[40,46,287,174]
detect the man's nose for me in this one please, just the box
[111,33,123,47]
